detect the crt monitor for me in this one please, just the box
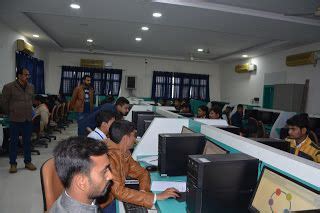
[249,138,290,153]
[203,140,229,154]
[258,111,274,125]
[132,111,154,127]
[249,167,320,212]
[136,113,162,137]
[245,109,259,120]
[181,126,195,134]
[178,112,194,118]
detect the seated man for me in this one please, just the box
[209,105,222,119]
[50,137,113,212]
[180,103,192,114]
[231,104,244,128]
[100,120,179,208]
[197,105,209,118]
[285,114,320,163]
[87,110,115,142]
[33,95,50,134]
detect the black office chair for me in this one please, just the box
[32,115,48,148]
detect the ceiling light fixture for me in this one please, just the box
[70,3,80,9]
[153,12,162,18]
[87,39,93,43]
[141,26,149,31]
[242,54,249,58]
[32,34,39,38]
[135,37,142,42]
[197,48,204,52]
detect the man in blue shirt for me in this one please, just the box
[87,111,115,142]
[231,104,244,128]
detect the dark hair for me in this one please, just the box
[109,120,136,144]
[16,67,26,77]
[181,103,190,110]
[82,75,91,80]
[115,97,129,106]
[210,105,222,118]
[95,110,115,127]
[34,95,45,103]
[286,113,310,131]
[198,105,209,117]
[237,104,244,109]
[53,136,108,188]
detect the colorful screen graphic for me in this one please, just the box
[251,168,320,212]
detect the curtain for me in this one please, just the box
[151,71,209,101]
[16,51,45,94]
[151,71,173,99]
[59,66,122,96]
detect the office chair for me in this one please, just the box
[32,115,48,148]
[40,158,64,212]
[309,130,319,146]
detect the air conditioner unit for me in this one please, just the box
[17,39,34,55]
[80,59,104,68]
[125,76,136,89]
[286,51,318,66]
[235,63,257,73]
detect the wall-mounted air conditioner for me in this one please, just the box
[17,39,34,55]
[235,63,257,73]
[286,51,318,66]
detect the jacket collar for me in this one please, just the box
[61,191,98,212]
[107,141,131,158]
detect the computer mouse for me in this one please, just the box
[145,165,158,172]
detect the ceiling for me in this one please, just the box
[1,0,320,62]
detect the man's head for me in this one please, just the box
[197,105,208,118]
[237,104,244,115]
[286,114,309,141]
[109,120,136,151]
[95,111,116,135]
[33,95,44,107]
[209,105,222,119]
[115,97,130,117]
[82,75,91,87]
[180,103,191,113]
[17,68,30,85]
[53,137,113,201]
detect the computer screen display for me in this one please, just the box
[250,168,320,212]
[181,126,195,134]
[259,111,274,125]
[203,140,228,154]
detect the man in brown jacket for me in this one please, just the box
[70,75,94,120]
[99,120,179,210]
[1,68,37,173]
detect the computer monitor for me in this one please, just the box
[132,111,154,127]
[258,111,274,125]
[178,112,194,118]
[158,133,206,176]
[309,117,320,131]
[249,167,320,213]
[136,113,162,137]
[216,125,240,135]
[245,109,259,120]
[181,126,195,134]
[249,138,290,153]
[203,140,229,154]
[272,112,280,124]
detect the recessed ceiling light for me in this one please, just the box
[87,39,93,43]
[197,48,204,52]
[135,37,142,42]
[32,34,39,38]
[141,26,149,31]
[70,3,80,9]
[242,54,249,58]
[153,12,162,18]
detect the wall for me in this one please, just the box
[0,21,47,91]
[220,42,320,115]
[46,51,221,100]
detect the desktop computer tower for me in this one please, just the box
[158,133,206,176]
[186,154,259,213]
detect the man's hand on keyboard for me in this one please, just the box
[156,188,179,200]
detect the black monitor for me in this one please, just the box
[245,109,259,120]
[249,138,290,153]
[181,126,195,134]
[178,112,194,118]
[143,120,153,134]
[136,113,162,137]
[158,133,206,176]
[309,117,320,131]
[203,140,229,154]
[215,125,240,135]
[249,167,320,212]
[258,111,274,125]
[272,112,280,124]
[132,111,154,127]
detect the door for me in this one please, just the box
[263,85,274,109]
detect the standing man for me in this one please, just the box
[70,75,94,120]
[2,68,37,173]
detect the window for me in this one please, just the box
[151,71,209,101]
[59,66,122,96]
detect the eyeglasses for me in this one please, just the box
[22,74,31,77]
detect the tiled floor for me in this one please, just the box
[0,123,77,213]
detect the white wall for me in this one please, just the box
[46,51,221,100]
[0,21,47,91]
[220,42,320,114]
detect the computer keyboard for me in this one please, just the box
[123,202,148,213]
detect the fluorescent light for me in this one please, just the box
[153,12,162,18]
[70,3,80,9]
[141,26,149,31]
[197,48,204,52]
[32,34,39,38]
[242,54,249,58]
[87,39,93,43]
[135,37,142,42]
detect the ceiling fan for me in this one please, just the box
[284,7,320,18]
